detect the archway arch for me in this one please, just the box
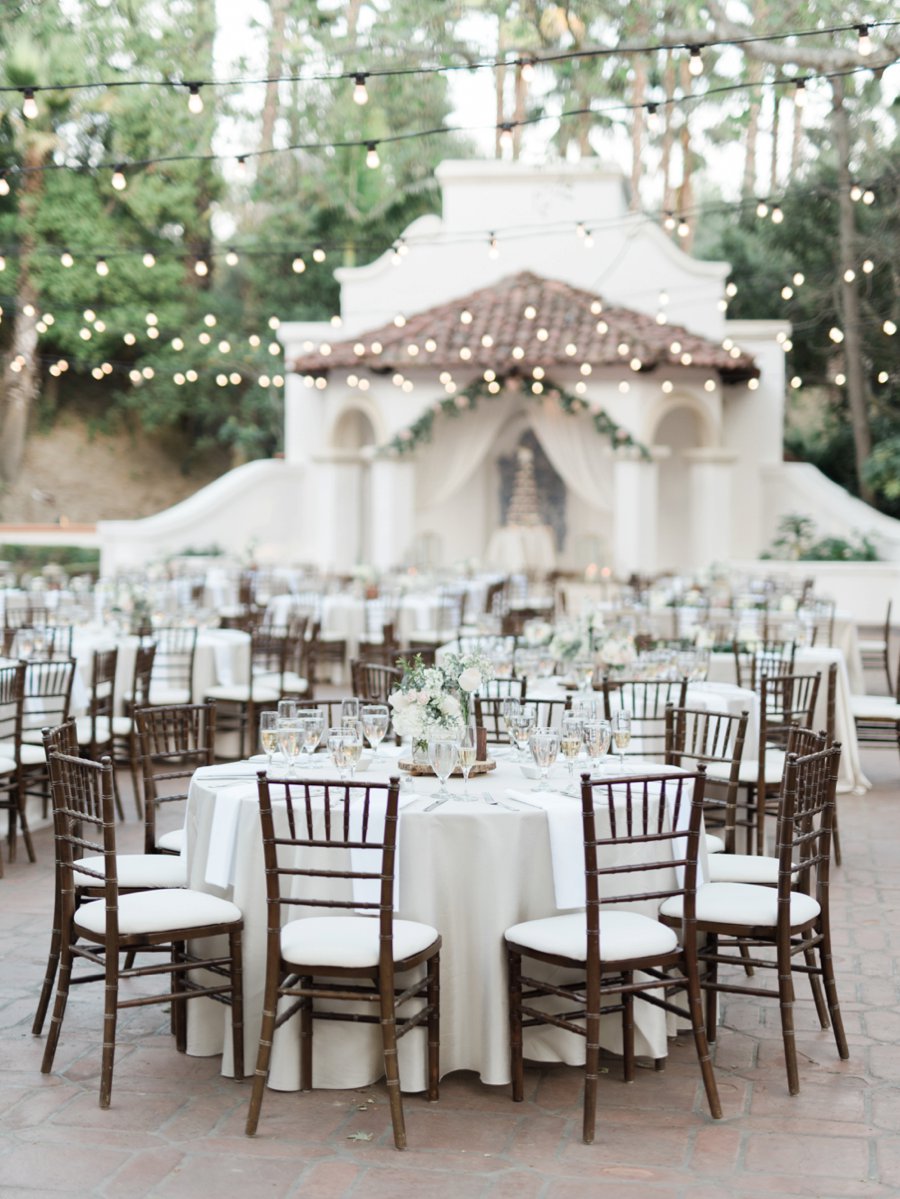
[329,402,380,451]
[654,403,706,572]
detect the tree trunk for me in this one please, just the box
[495,17,506,158]
[512,61,526,160]
[260,0,289,155]
[660,50,676,218]
[830,77,873,500]
[769,88,780,195]
[741,58,764,198]
[676,58,694,250]
[789,91,804,177]
[629,54,647,211]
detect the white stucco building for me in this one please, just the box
[98,159,900,582]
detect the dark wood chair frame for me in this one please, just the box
[0,660,27,870]
[664,704,749,854]
[600,676,689,762]
[136,702,217,855]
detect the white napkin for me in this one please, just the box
[205,783,249,888]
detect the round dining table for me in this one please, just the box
[183,748,701,1092]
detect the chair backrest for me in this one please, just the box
[42,718,80,757]
[149,626,198,699]
[350,661,402,703]
[775,743,842,906]
[759,671,821,753]
[7,624,73,660]
[0,661,26,750]
[665,705,749,854]
[250,624,291,695]
[256,774,401,975]
[129,642,157,711]
[600,677,689,760]
[734,640,796,690]
[480,676,527,700]
[136,702,216,854]
[47,750,118,919]
[22,658,76,736]
[84,648,118,748]
[579,769,706,954]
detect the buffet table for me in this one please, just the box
[183,750,700,1091]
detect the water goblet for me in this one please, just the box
[559,715,584,795]
[428,733,459,800]
[583,718,612,774]
[327,727,354,782]
[341,698,360,726]
[259,711,279,768]
[277,717,302,776]
[342,721,364,778]
[362,704,390,764]
[529,726,560,792]
[277,699,298,723]
[301,708,325,767]
[456,724,478,795]
[511,705,537,761]
[500,698,522,753]
[613,709,632,769]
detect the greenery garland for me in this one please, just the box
[380,375,651,459]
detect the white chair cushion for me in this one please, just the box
[111,716,133,736]
[660,882,820,929]
[707,854,779,885]
[278,672,309,695]
[157,828,185,853]
[318,632,346,644]
[149,686,191,705]
[850,695,900,721]
[76,888,241,936]
[74,853,187,890]
[705,832,726,854]
[205,683,281,703]
[706,748,786,786]
[0,739,44,765]
[75,715,112,745]
[857,638,887,653]
[280,915,438,969]
[20,729,50,750]
[505,909,678,964]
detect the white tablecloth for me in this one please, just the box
[184,750,699,1090]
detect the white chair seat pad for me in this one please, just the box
[149,686,192,705]
[157,828,186,853]
[0,739,44,766]
[204,683,281,704]
[707,854,779,885]
[280,915,439,969]
[74,853,187,890]
[75,715,112,745]
[850,695,900,720]
[278,672,309,694]
[76,888,241,936]
[707,749,786,786]
[505,909,678,964]
[0,752,17,774]
[705,832,726,854]
[111,716,133,736]
[21,729,50,749]
[857,638,887,653]
[660,882,820,929]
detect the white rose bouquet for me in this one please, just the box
[549,628,583,663]
[390,650,492,747]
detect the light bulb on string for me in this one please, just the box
[663,211,677,231]
[862,259,874,274]
[225,248,239,266]
[756,199,769,218]
[60,250,74,268]
[142,252,156,268]
[292,255,306,273]
[857,24,872,56]
[520,56,536,83]
[194,258,208,277]
[770,205,784,224]
[688,46,703,77]
[488,233,499,259]
[646,102,661,133]
[584,229,594,248]
[677,218,690,238]
[850,183,862,202]
[794,79,807,108]
[95,256,109,277]
[111,165,127,191]
[312,246,326,263]
[0,173,9,197]
[365,142,380,169]
[236,155,247,176]
[22,89,38,120]
[499,123,513,152]
[352,73,369,105]
[862,189,874,205]
[187,83,204,114]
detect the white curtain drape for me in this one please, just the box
[416,393,517,509]
[528,399,613,511]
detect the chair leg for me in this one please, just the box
[171,941,187,1052]
[776,932,799,1095]
[622,973,635,1083]
[300,976,313,1091]
[583,984,601,1145]
[245,964,280,1136]
[818,924,849,1061]
[32,892,64,1035]
[111,768,125,823]
[99,941,120,1108]
[128,737,143,820]
[683,953,723,1120]
[41,938,73,1075]
[831,799,842,867]
[230,928,244,1082]
[379,976,406,1151]
[803,943,829,1029]
[426,953,440,1103]
[507,948,524,1102]
[704,934,719,1043]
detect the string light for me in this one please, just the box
[663,212,677,231]
[194,258,209,276]
[771,205,784,223]
[520,56,536,83]
[312,246,327,263]
[499,124,514,151]
[292,255,306,273]
[488,233,499,259]
[95,256,109,276]
[111,165,127,191]
[884,320,897,336]
[857,24,872,55]
[0,173,9,197]
[646,102,661,133]
[850,183,863,201]
[862,259,874,273]
[792,272,805,285]
[22,89,38,120]
[60,250,74,268]
[236,155,247,175]
[365,142,380,169]
[225,248,239,266]
[352,73,369,105]
[584,229,594,248]
[688,46,704,76]
[142,252,156,267]
[187,83,204,114]
[794,79,807,107]
[677,218,690,238]
[862,189,875,205]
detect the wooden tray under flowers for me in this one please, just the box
[399,758,497,777]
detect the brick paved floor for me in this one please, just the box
[2,750,899,1198]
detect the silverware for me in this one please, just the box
[503,794,543,810]
[481,791,515,811]
[423,797,448,812]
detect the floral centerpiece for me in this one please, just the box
[390,650,492,761]
[520,619,554,648]
[549,628,583,663]
[593,629,636,675]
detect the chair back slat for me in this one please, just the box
[136,702,216,853]
[665,705,749,853]
[601,677,688,761]
[776,743,841,903]
[22,658,76,733]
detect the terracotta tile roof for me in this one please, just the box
[290,270,759,382]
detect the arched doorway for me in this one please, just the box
[654,404,705,571]
[329,405,377,566]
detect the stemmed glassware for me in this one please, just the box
[528,726,560,792]
[428,733,459,801]
[511,705,537,761]
[259,711,279,768]
[456,724,478,794]
[300,709,325,768]
[361,704,390,765]
[277,699,298,723]
[583,718,612,774]
[559,715,584,795]
[613,709,632,770]
[327,725,363,781]
[500,698,522,754]
[277,717,302,776]
[341,698,360,727]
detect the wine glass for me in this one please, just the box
[277,717,302,776]
[341,698,360,727]
[327,726,355,782]
[529,726,560,792]
[342,722,364,778]
[583,718,612,774]
[457,724,478,795]
[559,715,584,795]
[259,711,279,768]
[428,733,459,800]
[299,713,324,768]
[277,699,298,723]
[362,704,390,764]
[500,698,522,753]
[511,705,537,760]
[613,709,632,769]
